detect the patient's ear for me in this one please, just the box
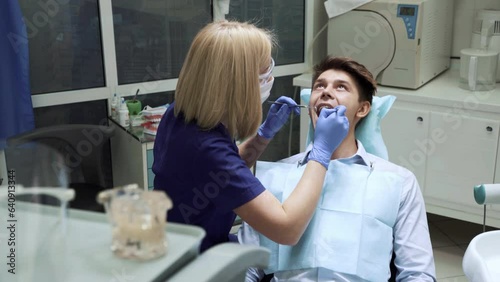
[356,101,371,118]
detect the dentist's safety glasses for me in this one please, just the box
[259,58,275,85]
[259,58,275,103]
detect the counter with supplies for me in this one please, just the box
[109,117,156,190]
[293,59,500,228]
[109,103,169,190]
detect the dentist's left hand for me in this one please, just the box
[257,96,300,139]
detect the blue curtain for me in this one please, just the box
[0,0,35,149]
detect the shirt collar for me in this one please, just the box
[300,140,372,167]
[353,140,372,166]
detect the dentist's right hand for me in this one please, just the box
[308,105,349,169]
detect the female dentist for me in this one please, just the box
[152,20,349,252]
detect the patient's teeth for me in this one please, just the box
[316,105,333,115]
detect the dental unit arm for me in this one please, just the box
[472,183,500,233]
[474,184,500,205]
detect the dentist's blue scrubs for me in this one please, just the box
[152,102,266,252]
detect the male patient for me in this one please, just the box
[239,56,436,281]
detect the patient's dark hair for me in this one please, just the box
[312,56,377,104]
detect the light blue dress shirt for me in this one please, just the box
[239,141,436,282]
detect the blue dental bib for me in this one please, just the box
[256,158,403,282]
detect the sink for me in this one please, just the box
[463,230,500,282]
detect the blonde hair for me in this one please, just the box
[174,20,276,140]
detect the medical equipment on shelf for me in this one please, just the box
[327,0,454,89]
[118,97,130,127]
[470,9,500,82]
[110,93,119,120]
[459,48,498,91]
[139,104,169,136]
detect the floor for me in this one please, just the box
[428,212,497,281]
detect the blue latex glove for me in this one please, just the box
[308,105,349,169]
[258,96,300,139]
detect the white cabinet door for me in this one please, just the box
[424,112,500,208]
[381,106,430,192]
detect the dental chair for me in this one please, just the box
[462,184,500,281]
[5,124,115,212]
[169,243,270,282]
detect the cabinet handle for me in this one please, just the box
[416,116,423,122]
[486,126,493,132]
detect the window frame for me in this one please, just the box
[31,0,313,110]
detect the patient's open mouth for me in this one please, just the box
[315,104,333,116]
